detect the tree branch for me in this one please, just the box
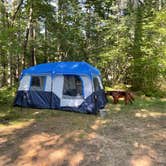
[138,0,144,5]
[12,0,24,22]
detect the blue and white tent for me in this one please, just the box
[14,62,107,114]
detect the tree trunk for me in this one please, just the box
[22,5,33,68]
[159,0,162,10]
[2,63,7,86]
[30,23,36,66]
[9,52,13,86]
[132,3,144,90]
[44,21,48,63]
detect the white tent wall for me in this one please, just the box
[45,75,51,91]
[61,98,84,107]
[18,75,31,91]
[19,74,51,91]
[97,76,104,89]
[81,75,93,97]
[91,75,103,93]
[52,75,93,107]
[52,75,64,99]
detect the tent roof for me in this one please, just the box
[22,62,100,76]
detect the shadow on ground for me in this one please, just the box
[0,97,166,166]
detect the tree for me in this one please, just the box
[0,0,165,95]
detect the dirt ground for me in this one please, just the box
[0,97,166,166]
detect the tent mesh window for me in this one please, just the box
[30,76,46,91]
[63,75,83,99]
[93,77,101,92]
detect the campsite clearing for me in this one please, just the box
[0,96,166,166]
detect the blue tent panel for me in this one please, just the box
[14,90,107,114]
[22,62,100,77]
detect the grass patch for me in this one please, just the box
[107,95,166,113]
[0,86,17,105]
[0,86,165,126]
[0,87,165,166]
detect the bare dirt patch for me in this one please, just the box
[0,98,166,166]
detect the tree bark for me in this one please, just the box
[30,23,36,66]
[22,5,33,68]
[11,0,24,24]
[132,3,144,90]
[44,21,48,63]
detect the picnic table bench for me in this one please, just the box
[105,90,134,104]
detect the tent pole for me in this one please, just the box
[50,74,53,109]
[91,73,97,114]
[21,91,24,111]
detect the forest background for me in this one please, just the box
[0,0,166,96]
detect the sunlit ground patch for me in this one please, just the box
[135,109,166,118]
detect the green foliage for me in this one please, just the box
[0,0,165,95]
[0,86,17,104]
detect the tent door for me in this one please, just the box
[60,75,84,107]
[60,99,84,107]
